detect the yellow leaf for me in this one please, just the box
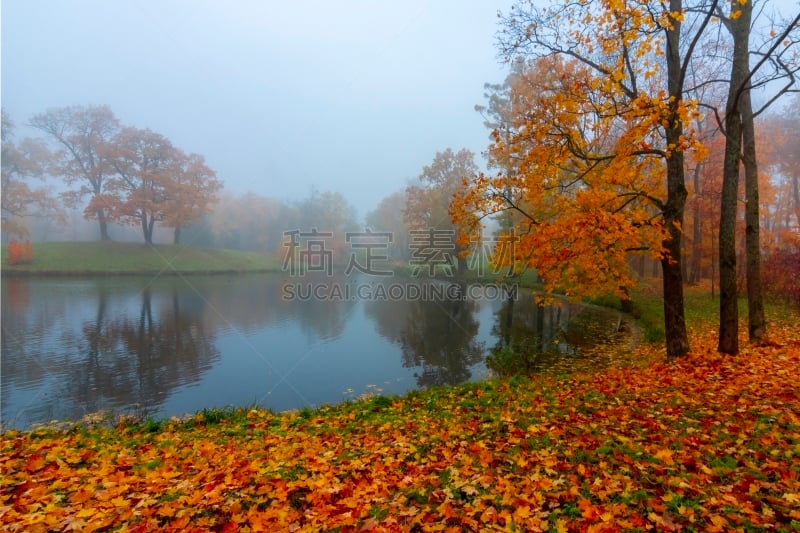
[655,448,674,465]
[783,493,800,504]
[110,496,128,508]
[75,508,96,518]
[707,514,729,532]
[514,505,531,519]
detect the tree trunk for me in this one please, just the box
[620,286,633,314]
[148,218,156,245]
[718,0,751,355]
[141,215,153,245]
[457,256,467,276]
[741,87,766,341]
[661,227,690,357]
[97,209,111,241]
[173,225,182,245]
[718,119,742,355]
[661,0,690,357]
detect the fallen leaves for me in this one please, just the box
[2,321,800,531]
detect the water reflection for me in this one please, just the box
[1,275,633,430]
[196,273,356,340]
[363,282,484,387]
[489,294,632,376]
[2,279,220,426]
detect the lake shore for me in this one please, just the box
[1,241,283,276]
[2,317,799,531]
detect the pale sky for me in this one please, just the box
[1,1,514,217]
[3,1,797,219]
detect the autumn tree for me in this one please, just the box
[759,99,800,306]
[97,127,176,244]
[405,148,479,275]
[458,0,721,357]
[366,191,411,261]
[161,153,221,245]
[94,126,221,245]
[1,110,61,239]
[713,4,800,351]
[474,59,538,250]
[299,188,359,236]
[210,191,289,251]
[457,55,671,301]
[769,95,800,233]
[298,189,360,263]
[30,105,120,240]
[715,0,752,354]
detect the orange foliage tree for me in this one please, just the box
[456,55,675,297]
[1,110,62,240]
[757,99,800,305]
[89,127,221,245]
[366,191,411,261]
[405,148,479,276]
[453,0,725,357]
[161,153,222,245]
[30,105,120,241]
[30,106,221,245]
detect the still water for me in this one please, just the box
[1,274,634,429]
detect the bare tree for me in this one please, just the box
[30,105,120,240]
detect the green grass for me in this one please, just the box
[1,241,283,275]
[591,280,797,344]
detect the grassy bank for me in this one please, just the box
[589,280,799,344]
[1,241,283,275]
[2,308,799,531]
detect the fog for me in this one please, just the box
[4,0,797,245]
[2,0,513,230]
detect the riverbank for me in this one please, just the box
[2,312,799,531]
[0,241,282,276]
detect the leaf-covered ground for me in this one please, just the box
[2,323,799,532]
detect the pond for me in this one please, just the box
[1,273,636,429]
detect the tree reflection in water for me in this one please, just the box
[2,279,220,426]
[2,276,634,429]
[489,294,632,376]
[364,281,484,388]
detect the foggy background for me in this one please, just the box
[2,0,513,225]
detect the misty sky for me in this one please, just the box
[2,0,514,218]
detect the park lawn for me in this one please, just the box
[2,308,799,532]
[0,241,282,275]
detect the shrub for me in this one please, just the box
[761,248,800,306]
[7,240,33,265]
